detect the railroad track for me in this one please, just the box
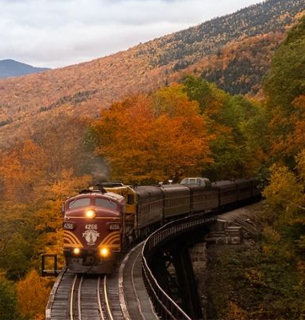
[69,274,114,320]
[47,271,122,320]
[47,243,159,320]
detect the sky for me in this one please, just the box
[0,0,265,68]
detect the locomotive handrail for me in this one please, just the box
[142,212,216,320]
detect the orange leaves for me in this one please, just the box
[0,140,47,202]
[17,269,51,319]
[92,86,214,183]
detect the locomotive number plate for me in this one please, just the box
[85,224,98,230]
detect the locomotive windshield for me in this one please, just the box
[95,198,117,210]
[69,197,90,209]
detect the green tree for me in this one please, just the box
[264,17,305,164]
[264,17,305,109]
[0,277,18,320]
[182,75,265,179]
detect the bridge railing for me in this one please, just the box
[142,212,216,320]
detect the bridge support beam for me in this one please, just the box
[172,244,203,320]
[150,239,203,320]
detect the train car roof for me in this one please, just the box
[135,185,163,196]
[161,184,190,191]
[234,178,252,183]
[187,185,209,191]
[212,180,236,189]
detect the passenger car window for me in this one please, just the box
[198,179,204,186]
[204,179,212,188]
[95,198,117,210]
[69,198,90,209]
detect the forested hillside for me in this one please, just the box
[0,0,304,147]
[190,32,285,95]
[0,13,305,320]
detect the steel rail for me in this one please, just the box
[97,277,106,320]
[77,276,83,320]
[104,275,114,320]
[69,275,78,320]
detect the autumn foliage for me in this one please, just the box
[17,269,50,319]
[0,0,303,150]
[0,14,304,320]
[0,117,93,318]
[92,85,214,183]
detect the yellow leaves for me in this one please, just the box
[263,226,281,243]
[0,133,92,276]
[262,226,281,256]
[17,269,51,320]
[153,83,200,117]
[49,169,91,199]
[225,302,248,320]
[245,269,266,288]
[263,164,304,217]
[281,95,305,155]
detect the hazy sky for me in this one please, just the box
[0,0,264,68]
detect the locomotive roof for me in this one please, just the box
[66,191,124,203]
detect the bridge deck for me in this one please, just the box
[120,243,159,320]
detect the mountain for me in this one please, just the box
[0,59,49,78]
[0,0,304,146]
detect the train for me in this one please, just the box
[63,178,261,273]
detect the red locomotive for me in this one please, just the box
[63,190,124,274]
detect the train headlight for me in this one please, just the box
[73,248,81,255]
[100,247,110,258]
[85,209,96,219]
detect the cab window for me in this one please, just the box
[95,198,117,210]
[69,198,90,209]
